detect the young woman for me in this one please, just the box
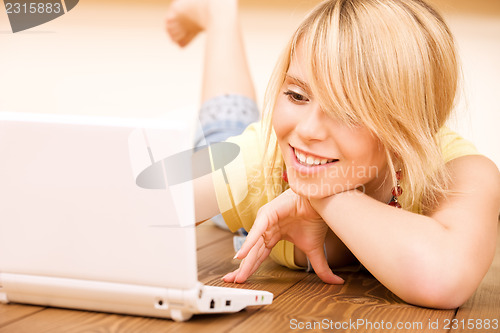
[165,0,500,309]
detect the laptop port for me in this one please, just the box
[154,298,168,310]
[210,299,215,309]
[225,300,231,307]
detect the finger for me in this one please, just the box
[235,241,272,283]
[235,217,269,260]
[225,237,267,283]
[246,247,272,280]
[307,248,344,285]
[237,192,295,259]
[263,229,282,249]
[234,238,266,283]
[222,268,239,283]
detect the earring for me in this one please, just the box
[282,170,288,183]
[389,170,402,208]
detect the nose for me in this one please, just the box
[295,103,329,142]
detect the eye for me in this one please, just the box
[284,90,309,103]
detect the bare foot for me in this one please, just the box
[165,0,210,47]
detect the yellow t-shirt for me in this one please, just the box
[211,123,480,270]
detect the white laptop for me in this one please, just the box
[0,111,272,322]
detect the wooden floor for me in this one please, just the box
[0,221,498,333]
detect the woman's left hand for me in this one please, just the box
[221,189,344,284]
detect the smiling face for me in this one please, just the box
[265,0,459,211]
[272,45,389,199]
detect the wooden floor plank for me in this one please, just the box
[1,223,498,332]
[195,221,233,250]
[0,230,306,333]
[0,305,271,333]
[0,309,127,333]
[451,223,500,333]
[230,268,455,333]
[0,302,45,328]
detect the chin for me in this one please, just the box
[287,176,364,199]
[287,180,344,199]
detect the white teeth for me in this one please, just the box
[294,148,336,167]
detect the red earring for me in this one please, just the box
[389,170,402,208]
[282,170,288,183]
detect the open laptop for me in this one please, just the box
[0,111,272,322]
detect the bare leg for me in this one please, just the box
[166,0,256,103]
[166,0,257,233]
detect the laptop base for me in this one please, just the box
[0,273,272,322]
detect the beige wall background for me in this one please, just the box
[0,0,499,167]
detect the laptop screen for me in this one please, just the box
[0,112,198,290]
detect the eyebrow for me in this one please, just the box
[284,74,311,93]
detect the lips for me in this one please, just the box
[292,146,339,167]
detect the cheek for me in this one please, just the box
[360,139,385,168]
[338,128,383,164]
[272,98,293,140]
[340,133,386,182]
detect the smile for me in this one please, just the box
[292,147,339,167]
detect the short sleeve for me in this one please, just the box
[210,122,269,232]
[438,126,480,163]
[269,240,304,270]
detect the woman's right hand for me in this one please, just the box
[222,189,344,284]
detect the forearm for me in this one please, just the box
[194,174,220,223]
[310,190,485,308]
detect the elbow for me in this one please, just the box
[395,248,476,309]
[396,257,476,309]
[399,277,470,309]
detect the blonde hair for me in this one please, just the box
[262,0,459,213]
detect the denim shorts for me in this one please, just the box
[194,94,260,147]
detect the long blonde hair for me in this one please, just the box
[262,0,459,213]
